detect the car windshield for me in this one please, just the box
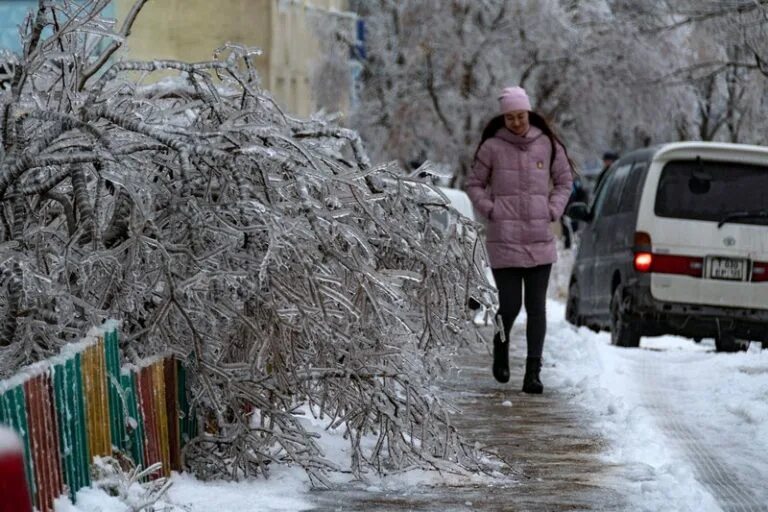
[655,159,768,225]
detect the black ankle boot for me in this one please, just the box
[492,339,510,383]
[522,357,543,394]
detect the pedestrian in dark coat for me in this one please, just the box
[465,86,574,394]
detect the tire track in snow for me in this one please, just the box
[636,353,767,512]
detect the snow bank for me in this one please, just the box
[54,466,314,512]
[291,404,504,490]
[544,300,732,511]
[163,471,313,512]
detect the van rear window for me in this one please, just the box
[655,160,768,224]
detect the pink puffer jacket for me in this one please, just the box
[465,126,573,269]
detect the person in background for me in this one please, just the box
[561,174,588,249]
[465,86,574,394]
[593,151,619,194]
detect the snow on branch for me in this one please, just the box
[0,0,495,485]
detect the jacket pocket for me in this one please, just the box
[529,219,554,243]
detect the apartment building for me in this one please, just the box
[0,1,352,117]
[114,0,352,117]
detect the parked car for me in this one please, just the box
[565,142,768,351]
[428,186,496,319]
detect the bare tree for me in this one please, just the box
[625,0,768,145]
[328,0,768,182]
[336,0,694,184]
[0,0,495,485]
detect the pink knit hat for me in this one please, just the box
[498,86,531,113]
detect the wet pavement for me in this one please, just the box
[311,328,633,511]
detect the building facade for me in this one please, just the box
[114,0,351,117]
[0,1,352,116]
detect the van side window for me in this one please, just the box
[590,164,617,213]
[593,163,632,218]
[618,162,648,213]
[590,164,614,211]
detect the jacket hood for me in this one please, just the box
[493,126,544,148]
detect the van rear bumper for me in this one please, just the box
[628,285,768,341]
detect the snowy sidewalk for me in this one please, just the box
[310,328,630,511]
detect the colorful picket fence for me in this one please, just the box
[0,322,197,512]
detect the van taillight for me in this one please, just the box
[634,252,653,272]
[752,262,768,282]
[634,252,703,277]
[633,232,702,277]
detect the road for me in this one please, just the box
[628,346,768,511]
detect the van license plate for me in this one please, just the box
[708,257,747,281]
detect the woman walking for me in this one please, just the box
[466,86,574,394]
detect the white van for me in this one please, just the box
[566,142,768,351]
[425,186,497,321]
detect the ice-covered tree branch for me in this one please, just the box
[0,0,496,485]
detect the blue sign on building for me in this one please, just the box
[353,18,366,61]
[0,1,38,53]
[0,1,115,54]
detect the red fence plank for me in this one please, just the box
[0,427,33,512]
[24,374,63,512]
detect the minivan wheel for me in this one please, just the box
[714,333,747,353]
[610,287,641,348]
[566,281,581,327]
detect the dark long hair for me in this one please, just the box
[473,112,576,173]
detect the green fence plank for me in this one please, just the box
[105,328,126,451]
[73,353,91,490]
[0,392,7,425]
[52,363,78,501]
[177,362,196,447]
[64,358,81,493]
[121,372,145,470]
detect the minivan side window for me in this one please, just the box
[593,163,632,218]
[618,162,648,213]
[590,164,617,214]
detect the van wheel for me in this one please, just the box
[715,334,747,353]
[566,281,581,326]
[610,287,641,348]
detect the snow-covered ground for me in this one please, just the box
[54,407,500,512]
[545,299,768,511]
[55,468,315,512]
[53,255,768,511]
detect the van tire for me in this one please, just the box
[715,334,746,353]
[610,287,641,348]
[566,281,582,327]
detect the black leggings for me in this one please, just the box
[492,264,552,359]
